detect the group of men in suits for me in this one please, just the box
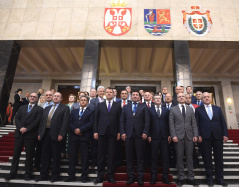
[6,85,228,186]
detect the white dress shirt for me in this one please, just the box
[178,103,186,114]
[79,107,87,116]
[106,99,113,108]
[145,101,152,107]
[155,105,162,115]
[204,104,213,117]
[121,99,128,108]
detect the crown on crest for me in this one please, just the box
[110,0,128,7]
[191,6,200,10]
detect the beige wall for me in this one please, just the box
[232,84,239,124]
[0,0,238,41]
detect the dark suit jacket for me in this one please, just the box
[69,107,94,142]
[195,105,228,140]
[120,103,150,139]
[38,103,70,141]
[93,101,122,136]
[149,106,170,139]
[172,94,178,106]
[21,97,29,105]
[13,94,21,108]
[193,99,204,106]
[15,105,43,139]
[191,95,196,104]
[89,97,104,110]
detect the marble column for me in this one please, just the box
[41,79,52,92]
[80,40,100,92]
[0,41,21,124]
[173,41,193,89]
[221,80,238,129]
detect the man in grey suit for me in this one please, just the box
[89,86,105,110]
[169,92,198,186]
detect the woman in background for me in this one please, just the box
[6,102,13,125]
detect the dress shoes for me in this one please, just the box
[5,174,16,181]
[50,177,59,183]
[137,179,144,186]
[177,179,184,186]
[150,177,157,184]
[162,178,171,184]
[108,178,116,184]
[94,177,104,184]
[35,176,48,182]
[126,178,135,185]
[64,177,75,182]
[216,180,228,186]
[81,177,88,183]
[187,179,199,186]
[207,178,214,186]
[24,174,32,181]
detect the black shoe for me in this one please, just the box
[35,176,48,182]
[81,177,88,183]
[64,177,75,182]
[177,180,184,186]
[187,179,199,185]
[24,174,31,181]
[137,179,144,186]
[50,178,59,183]
[162,178,171,184]
[108,178,116,184]
[150,177,157,184]
[216,180,227,186]
[207,178,213,186]
[94,177,104,184]
[5,174,15,181]
[126,178,135,185]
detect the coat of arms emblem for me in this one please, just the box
[182,6,213,36]
[144,9,171,36]
[104,0,132,36]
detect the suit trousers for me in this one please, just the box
[126,131,145,180]
[201,133,224,181]
[10,136,36,176]
[151,136,169,179]
[33,140,42,169]
[97,127,116,179]
[40,129,63,179]
[174,135,194,180]
[68,138,89,178]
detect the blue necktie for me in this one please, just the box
[197,100,200,106]
[207,105,212,120]
[133,103,137,115]
[80,108,84,118]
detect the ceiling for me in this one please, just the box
[14,40,239,78]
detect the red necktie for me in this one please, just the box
[123,100,126,106]
[147,102,150,108]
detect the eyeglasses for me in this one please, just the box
[29,96,37,98]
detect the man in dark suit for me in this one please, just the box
[113,88,121,102]
[162,86,168,103]
[93,87,122,184]
[193,91,204,106]
[65,95,94,182]
[148,94,171,184]
[144,91,154,108]
[186,86,196,104]
[88,86,105,166]
[89,86,105,110]
[22,92,30,105]
[169,93,198,186]
[195,92,228,186]
[172,86,181,106]
[36,92,70,182]
[120,90,132,107]
[6,93,43,181]
[120,91,150,185]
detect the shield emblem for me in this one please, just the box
[182,6,213,36]
[104,8,132,36]
[144,9,171,36]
